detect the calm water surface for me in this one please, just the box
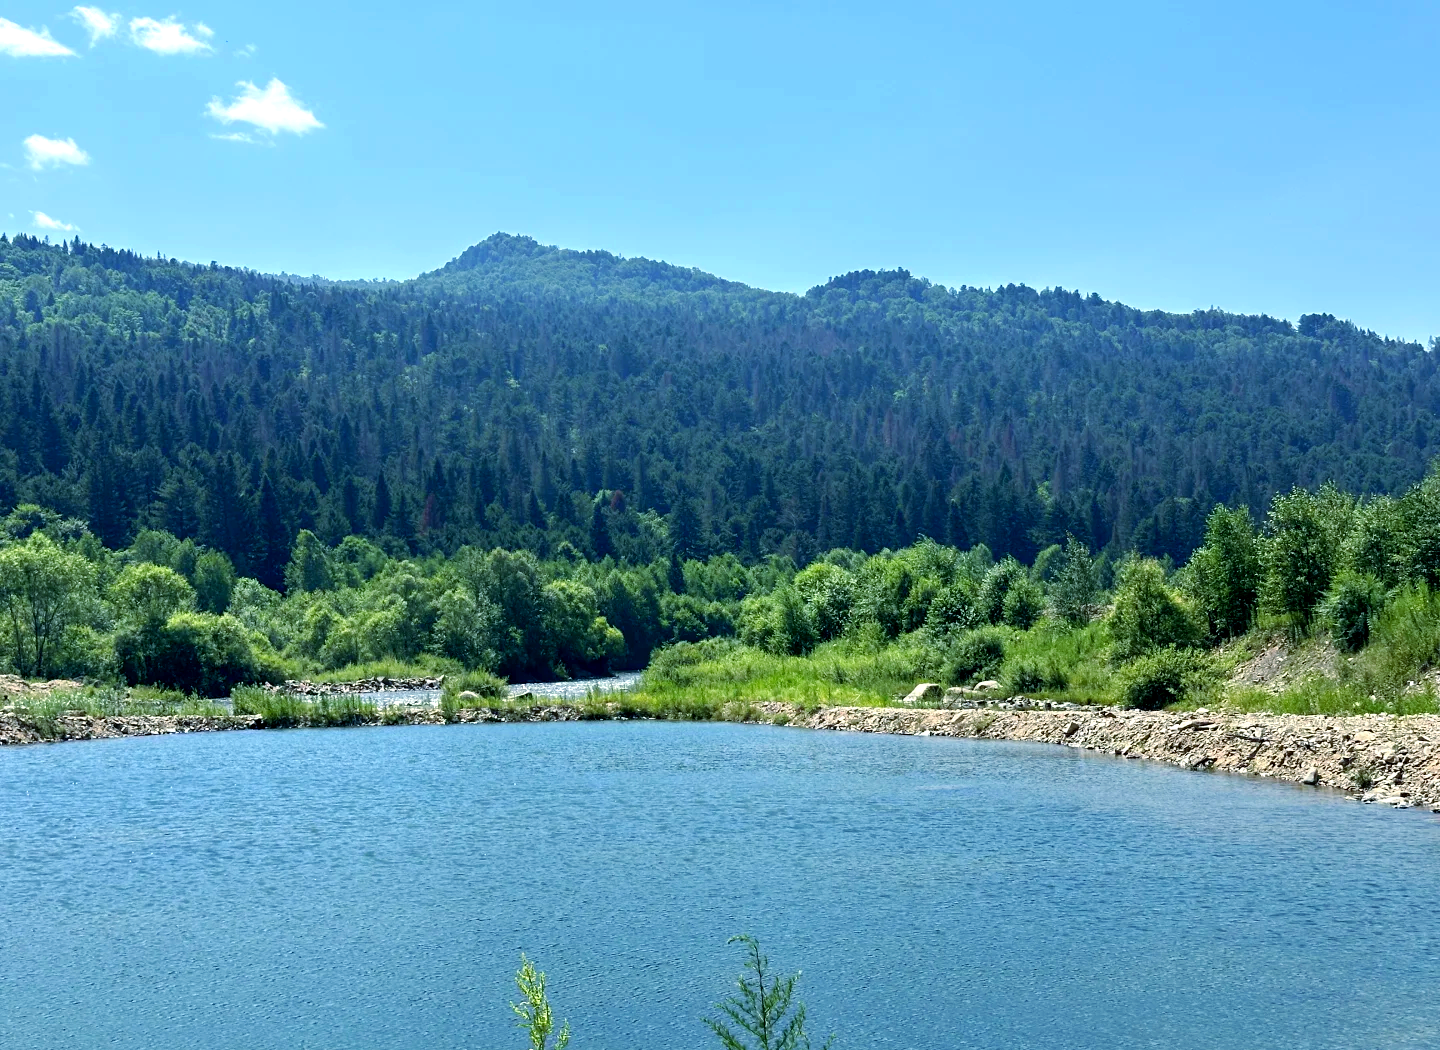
[1,722,1438,1049]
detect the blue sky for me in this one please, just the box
[2,1,1438,339]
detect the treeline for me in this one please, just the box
[2,231,1438,588]
[10,463,1440,706]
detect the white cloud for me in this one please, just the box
[24,135,91,171]
[0,17,77,57]
[234,43,255,58]
[33,211,78,233]
[207,79,323,137]
[70,7,118,46]
[129,16,212,55]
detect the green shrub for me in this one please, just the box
[1108,558,1202,661]
[1001,577,1045,629]
[924,582,979,636]
[1115,647,1214,710]
[976,558,1028,625]
[738,589,816,656]
[440,669,509,706]
[941,627,1007,685]
[1323,571,1386,652]
[1001,654,1067,694]
[1359,583,1440,694]
[117,613,281,696]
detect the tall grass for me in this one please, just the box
[307,656,462,684]
[3,687,230,740]
[230,686,378,727]
[634,634,936,710]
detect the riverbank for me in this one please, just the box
[781,704,1440,811]
[5,696,1437,813]
[0,703,589,746]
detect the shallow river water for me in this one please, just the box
[1,722,1438,1049]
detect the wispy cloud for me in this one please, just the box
[24,135,91,171]
[207,79,323,138]
[0,17,77,57]
[129,16,213,55]
[70,7,118,46]
[234,43,256,58]
[33,211,78,233]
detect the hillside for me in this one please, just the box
[1,231,1435,587]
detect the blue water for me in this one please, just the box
[1,723,1438,1050]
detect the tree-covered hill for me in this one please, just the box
[1,230,1435,589]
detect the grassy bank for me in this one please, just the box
[1,687,231,739]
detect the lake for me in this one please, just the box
[1,721,1437,1049]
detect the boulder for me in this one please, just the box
[902,683,942,706]
[973,680,1001,693]
[942,687,968,707]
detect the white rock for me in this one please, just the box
[902,683,942,706]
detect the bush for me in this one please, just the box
[738,589,817,656]
[1115,647,1214,710]
[117,612,282,696]
[1323,572,1386,652]
[941,627,1007,685]
[440,670,509,711]
[1001,577,1045,629]
[976,558,1028,625]
[1001,654,1067,694]
[924,583,979,636]
[1108,558,1202,661]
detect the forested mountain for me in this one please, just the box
[1,230,1435,591]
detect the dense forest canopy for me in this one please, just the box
[1,230,1435,591]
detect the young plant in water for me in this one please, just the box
[705,935,834,1050]
[512,955,570,1050]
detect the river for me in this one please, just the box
[1,721,1437,1048]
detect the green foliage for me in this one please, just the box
[118,613,282,696]
[430,587,499,670]
[1115,647,1215,710]
[1323,572,1385,652]
[1260,485,1353,628]
[1049,535,1099,626]
[791,561,854,641]
[285,530,335,594]
[1186,505,1260,639]
[110,562,194,626]
[1000,576,1044,629]
[0,533,98,678]
[941,627,1007,685]
[976,557,1028,625]
[923,582,979,636]
[1357,584,1440,697]
[230,686,377,728]
[511,955,570,1050]
[739,589,818,657]
[192,552,236,614]
[705,935,833,1050]
[1108,558,1202,662]
[439,669,509,706]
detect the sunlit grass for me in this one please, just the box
[3,687,230,739]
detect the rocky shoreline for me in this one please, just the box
[4,698,1437,813]
[0,704,584,746]
[768,704,1440,812]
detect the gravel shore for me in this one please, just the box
[778,704,1440,811]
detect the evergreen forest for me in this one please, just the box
[3,230,1437,588]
